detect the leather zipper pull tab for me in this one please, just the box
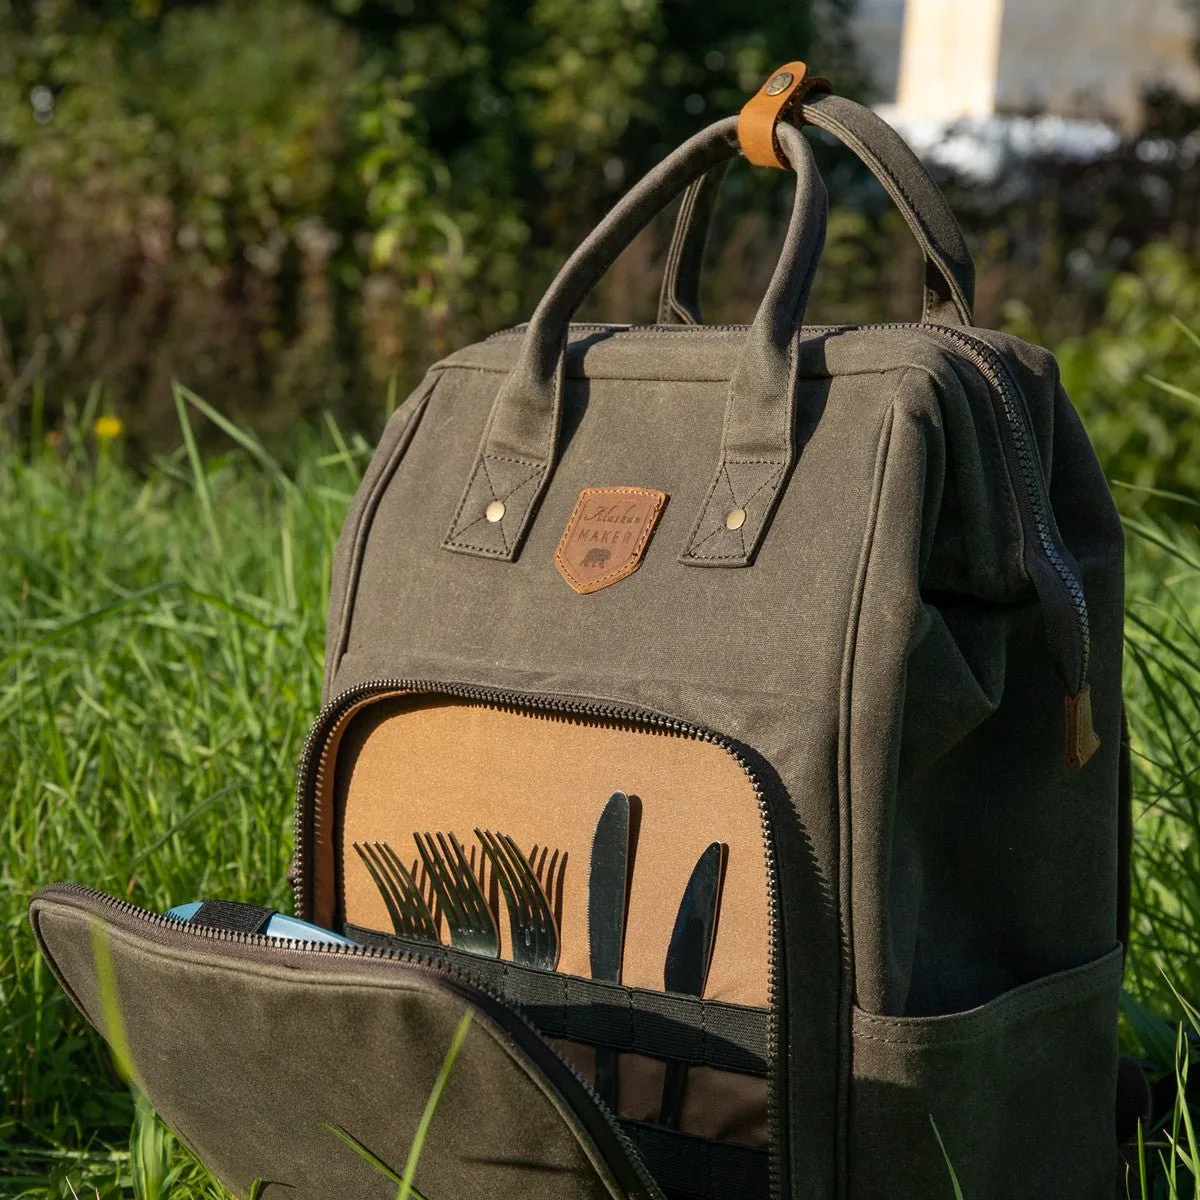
[1065,685,1101,770]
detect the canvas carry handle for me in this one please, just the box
[443,117,828,566]
[657,91,976,328]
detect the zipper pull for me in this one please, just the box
[1065,685,1100,771]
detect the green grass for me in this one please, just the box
[0,395,1197,1197]
[1,396,358,1197]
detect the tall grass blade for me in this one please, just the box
[90,920,141,1091]
[396,1009,472,1200]
[173,382,297,498]
[1122,988,1182,1072]
[318,1008,470,1200]
[172,383,222,557]
[318,1123,427,1200]
[1136,1113,1148,1200]
[929,1116,965,1200]
[130,1091,173,1200]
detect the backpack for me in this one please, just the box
[31,69,1134,1200]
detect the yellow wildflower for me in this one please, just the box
[94,415,124,440]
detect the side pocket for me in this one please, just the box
[323,371,440,695]
[848,945,1123,1200]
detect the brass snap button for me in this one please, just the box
[725,507,747,531]
[485,500,506,523]
[764,70,794,96]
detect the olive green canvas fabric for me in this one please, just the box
[32,93,1128,1200]
[30,887,656,1200]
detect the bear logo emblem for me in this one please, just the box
[555,486,668,594]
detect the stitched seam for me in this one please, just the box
[451,469,543,554]
[735,463,786,507]
[447,460,502,542]
[445,461,490,543]
[482,452,543,469]
[737,463,785,557]
[683,467,733,557]
[686,463,786,559]
[821,113,970,320]
[734,475,747,556]
[852,953,1121,1042]
[688,524,730,555]
[332,370,439,676]
[717,466,744,556]
[833,396,899,1199]
[480,458,510,555]
[448,461,542,545]
[493,465,545,501]
[440,343,960,380]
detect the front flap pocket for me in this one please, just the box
[848,945,1124,1200]
[30,884,663,1200]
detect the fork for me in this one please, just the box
[476,828,559,970]
[414,831,500,958]
[351,841,439,943]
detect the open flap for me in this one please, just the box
[30,884,661,1200]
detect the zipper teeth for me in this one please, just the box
[490,318,1090,689]
[923,323,1090,685]
[291,680,781,1200]
[51,881,665,1200]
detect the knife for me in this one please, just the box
[588,791,632,1110]
[659,840,726,1129]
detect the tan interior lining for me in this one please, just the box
[310,694,772,1143]
[328,696,770,1007]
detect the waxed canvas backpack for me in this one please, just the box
[32,70,1132,1200]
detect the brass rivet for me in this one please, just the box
[764,70,794,97]
[725,507,747,531]
[485,500,506,523]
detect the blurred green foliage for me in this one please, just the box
[1005,243,1200,513]
[0,0,856,447]
[4,0,1200,514]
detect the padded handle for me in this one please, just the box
[444,118,828,567]
[657,91,975,328]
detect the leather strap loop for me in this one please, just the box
[738,61,832,169]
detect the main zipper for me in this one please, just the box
[290,680,784,1200]
[486,319,1091,697]
[46,881,666,1200]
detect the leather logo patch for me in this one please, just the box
[555,487,668,594]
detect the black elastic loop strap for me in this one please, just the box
[191,900,274,936]
[347,925,769,1076]
[618,1120,769,1200]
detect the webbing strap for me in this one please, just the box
[618,1120,770,1200]
[347,924,770,1076]
[191,900,274,935]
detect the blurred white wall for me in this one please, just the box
[854,0,1200,128]
[992,0,1200,127]
[852,0,908,101]
[896,0,1004,118]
